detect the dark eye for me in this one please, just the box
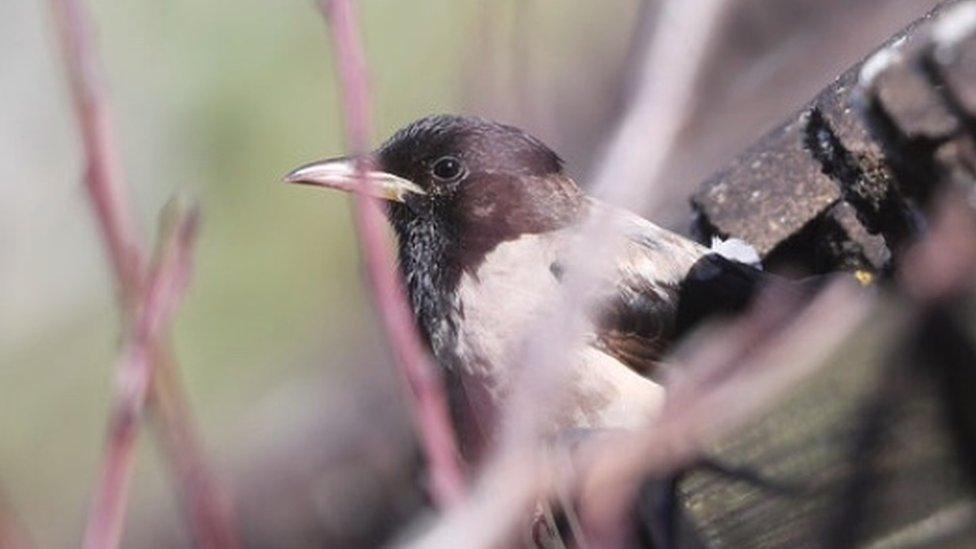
[431,156,465,182]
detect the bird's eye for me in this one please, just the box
[431,156,466,182]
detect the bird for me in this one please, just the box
[285,115,768,461]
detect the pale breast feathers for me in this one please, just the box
[452,207,708,429]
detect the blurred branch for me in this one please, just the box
[83,201,199,549]
[590,0,733,205]
[411,2,976,548]
[576,4,976,541]
[501,0,736,448]
[147,349,239,548]
[899,191,976,304]
[406,0,737,546]
[49,0,142,308]
[406,279,871,549]
[315,0,466,507]
[578,280,871,546]
[48,0,238,547]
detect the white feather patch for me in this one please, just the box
[710,236,762,269]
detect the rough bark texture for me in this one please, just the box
[678,2,976,547]
[693,0,976,276]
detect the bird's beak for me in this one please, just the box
[283,156,426,203]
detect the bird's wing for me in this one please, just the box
[585,208,768,376]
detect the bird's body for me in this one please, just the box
[287,115,762,458]
[435,204,709,447]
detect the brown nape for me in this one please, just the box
[452,173,586,272]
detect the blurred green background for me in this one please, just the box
[0,1,640,546]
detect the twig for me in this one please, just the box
[577,280,871,547]
[404,279,870,549]
[48,0,238,546]
[590,0,733,204]
[500,0,736,449]
[49,0,142,309]
[404,1,737,546]
[148,351,239,549]
[83,202,200,549]
[316,0,466,507]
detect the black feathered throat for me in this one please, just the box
[391,203,492,459]
[390,203,465,369]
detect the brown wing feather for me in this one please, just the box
[587,216,704,376]
[592,274,682,376]
[589,217,772,377]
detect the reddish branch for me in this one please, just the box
[50,0,143,308]
[316,0,466,507]
[577,281,870,547]
[83,204,199,549]
[49,0,237,547]
[489,0,736,453]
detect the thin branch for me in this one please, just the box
[403,0,738,545]
[147,352,239,549]
[405,278,871,549]
[48,0,238,546]
[83,202,200,549]
[577,280,871,546]
[590,0,733,205]
[576,191,976,546]
[316,0,466,507]
[50,0,143,308]
[515,0,733,501]
[497,0,737,450]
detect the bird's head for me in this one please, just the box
[285,115,585,269]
